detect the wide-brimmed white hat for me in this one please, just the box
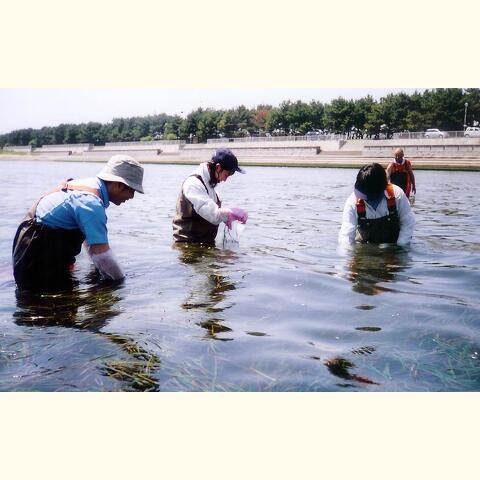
[97,155,144,193]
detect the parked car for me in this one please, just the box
[305,130,323,137]
[424,128,447,138]
[464,127,480,138]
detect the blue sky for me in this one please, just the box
[0,88,424,135]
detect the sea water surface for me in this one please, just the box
[1,160,479,391]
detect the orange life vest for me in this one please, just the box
[389,160,412,197]
[355,184,400,243]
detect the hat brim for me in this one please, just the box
[98,173,144,194]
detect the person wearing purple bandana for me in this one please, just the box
[338,163,415,247]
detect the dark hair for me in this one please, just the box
[207,161,222,188]
[354,163,387,198]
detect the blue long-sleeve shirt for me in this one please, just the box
[35,177,110,246]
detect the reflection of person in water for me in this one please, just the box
[324,357,379,386]
[175,243,238,341]
[345,244,411,295]
[14,277,121,331]
[13,281,160,391]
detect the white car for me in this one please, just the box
[464,127,480,138]
[424,128,447,138]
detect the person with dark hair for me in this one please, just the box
[173,149,248,244]
[12,155,144,291]
[386,148,416,200]
[338,163,415,247]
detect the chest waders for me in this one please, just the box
[355,184,400,244]
[173,175,222,245]
[12,181,100,291]
[390,160,411,197]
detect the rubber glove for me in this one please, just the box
[90,249,125,280]
[226,207,248,229]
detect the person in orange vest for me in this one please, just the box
[386,148,416,200]
[338,163,415,247]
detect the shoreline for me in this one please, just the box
[2,153,480,171]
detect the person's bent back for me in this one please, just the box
[12,155,144,292]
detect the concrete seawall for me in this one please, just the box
[364,138,480,158]
[3,137,480,170]
[3,152,480,171]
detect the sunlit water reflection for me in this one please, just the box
[1,160,479,391]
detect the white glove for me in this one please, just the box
[90,249,125,281]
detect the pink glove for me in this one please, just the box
[226,207,248,229]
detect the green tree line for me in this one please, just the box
[1,88,479,148]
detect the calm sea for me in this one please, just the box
[1,160,479,391]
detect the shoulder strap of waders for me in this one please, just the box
[191,174,220,205]
[61,182,101,198]
[385,183,397,213]
[25,179,101,221]
[42,179,101,198]
[192,174,209,194]
[355,197,366,220]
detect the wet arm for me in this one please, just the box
[408,165,416,193]
[75,198,124,280]
[89,243,109,254]
[338,196,358,247]
[396,194,415,245]
[386,163,393,182]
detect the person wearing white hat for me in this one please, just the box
[12,155,144,291]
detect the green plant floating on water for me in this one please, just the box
[101,334,161,392]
